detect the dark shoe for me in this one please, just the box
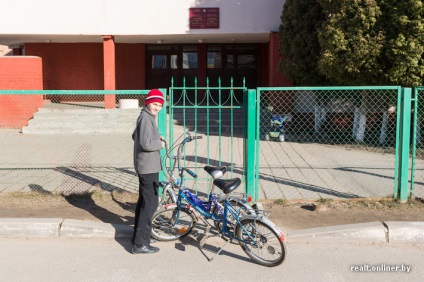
[132,237,157,244]
[132,244,160,254]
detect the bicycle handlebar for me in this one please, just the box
[163,132,202,184]
[182,168,198,179]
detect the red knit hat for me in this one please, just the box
[145,89,165,106]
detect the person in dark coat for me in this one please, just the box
[131,89,165,254]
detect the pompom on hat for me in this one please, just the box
[144,89,165,106]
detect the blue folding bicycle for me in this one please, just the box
[151,132,287,267]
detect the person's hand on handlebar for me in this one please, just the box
[160,136,166,148]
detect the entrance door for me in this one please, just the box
[147,43,258,103]
[206,44,258,103]
[146,45,198,90]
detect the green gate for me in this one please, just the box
[167,78,251,199]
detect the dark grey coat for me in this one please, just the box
[132,107,163,174]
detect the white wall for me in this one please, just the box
[1,0,284,36]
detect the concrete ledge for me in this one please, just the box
[0,218,62,238]
[385,221,424,244]
[287,222,387,243]
[60,219,132,238]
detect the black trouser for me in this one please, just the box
[132,172,159,245]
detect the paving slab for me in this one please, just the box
[385,221,424,244]
[60,219,132,238]
[287,221,387,243]
[0,218,62,238]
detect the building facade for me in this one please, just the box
[0,0,291,109]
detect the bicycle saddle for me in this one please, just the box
[213,177,241,194]
[204,166,227,179]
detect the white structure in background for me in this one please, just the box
[0,0,285,46]
[0,45,12,56]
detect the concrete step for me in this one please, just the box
[22,106,246,134]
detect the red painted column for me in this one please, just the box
[102,35,116,109]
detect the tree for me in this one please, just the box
[279,0,328,86]
[381,0,424,87]
[380,0,424,146]
[317,0,388,143]
[317,0,386,85]
[279,0,332,133]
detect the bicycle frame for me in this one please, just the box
[161,133,227,215]
[162,132,263,245]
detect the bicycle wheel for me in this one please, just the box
[158,189,175,206]
[236,219,287,267]
[151,206,197,241]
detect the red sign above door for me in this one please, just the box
[189,8,219,29]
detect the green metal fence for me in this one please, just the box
[1,86,422,203]
[167,78,249,198]
[0,90,167,195]
[412,87,424,199]
[255,86,402,201]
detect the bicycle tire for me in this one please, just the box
[158,189,175,206]
[236,219,287,267]
[151,206,197,241]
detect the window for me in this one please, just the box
[238,55,256,69]
[183,52,198,69]
[170,55,178,69]
[207,52,222,68]
[152,55,167,69]
[227,55,234,69]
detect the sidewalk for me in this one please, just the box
[1,217,424,244]
[2,127,419,200]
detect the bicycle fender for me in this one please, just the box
[239,215,286,242]
[227,197,256,215]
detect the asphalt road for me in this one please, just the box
[0,237,422,282]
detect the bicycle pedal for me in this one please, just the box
[203,225,211,235]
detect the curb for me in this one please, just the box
[385,221,424,244]
[1,218,424,243]
[60,219,132,238]
[287,222,387,243]
[0,218,62,238]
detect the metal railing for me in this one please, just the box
[0,90,167,196]
[167,78,248,197]
[0,86,422,203]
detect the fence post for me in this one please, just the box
[158,88,167,183]
[396,87,412,202]
[410,88,418,196]
[245,89,257,202]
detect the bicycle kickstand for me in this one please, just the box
[208,238,230,262]
[199,225,211,247]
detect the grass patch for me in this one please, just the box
[274,198,288,206]
[339,197,424,210]
[111,190,138,203]
[317,198,334,205]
